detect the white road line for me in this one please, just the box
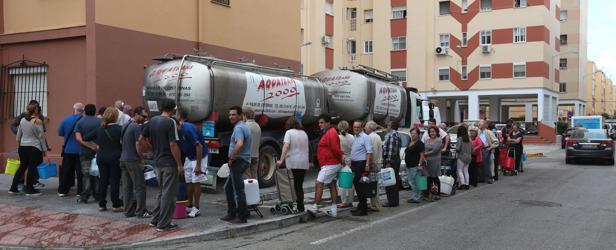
[310,184,490,245]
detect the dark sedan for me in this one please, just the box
[565,129,614,165]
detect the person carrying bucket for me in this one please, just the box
[309,115,343,217]
[404,128,425,203]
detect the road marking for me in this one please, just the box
[310,184,490,245]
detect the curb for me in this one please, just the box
[100,212,312,249]
[526,153,544,158]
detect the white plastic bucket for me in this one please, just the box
[439,175,455,195]
[244,179,261,205]
[379,168,397,187]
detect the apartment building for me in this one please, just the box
[557,0,588,118]
[585,61,616,116]
[301,0,409,80]
[0,0,300,158]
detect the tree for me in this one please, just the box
[601,113,610,120]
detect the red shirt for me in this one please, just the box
[317,127,343,167]
[471,136,484,163]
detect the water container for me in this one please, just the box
[4,159,20,175]
[37,162,57,179]
[244,179,261,205]
[337,166,354,189]
[439,175,455,195]
[415,174,428,191]
[203,121,215,138]
[379,168,397,187]
[173,200,188,219]
[143,165,158,186]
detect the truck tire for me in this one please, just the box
[258,145,278,188]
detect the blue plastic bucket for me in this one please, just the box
[37,162,57,179]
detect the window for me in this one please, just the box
[560,10,568,21]
[480,30,492,45]
[439,34,450,48]
[513,27,526,43]
[348,8,357,31]
[462,32,468,47]
[392,37,406,51]
[438,67,450,81]
[560,35,568,45]
[439,1,451,15]
[9,66,49,117]
[479,65,492,79]
[364,10,373,23]
[364,40,373,54]
[211,0,230,6]
[462,0,469,12]
[392,6,407,19]
[559,82,567,93]
[514,0,527,8]
[481,0,492,11]
[347,40,357,55]
[513,63,526,78]
[560,58,568,69]
[461,65,468,80]
[391,70,407,82]
[325,1,333,15]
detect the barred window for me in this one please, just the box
[1,61,48,119]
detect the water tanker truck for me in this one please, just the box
[143,55,423,187]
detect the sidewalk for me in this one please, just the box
[0,170,319,249]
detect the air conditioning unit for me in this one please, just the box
[481,44,492,53]
[435,46,448,55]
[321,36,331,46]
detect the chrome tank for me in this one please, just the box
[143,57,328,129]
[311,69,407,123]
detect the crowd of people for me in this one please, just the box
[7,97,526,231]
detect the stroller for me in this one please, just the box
[270,164,299,215]
[440,150,458,196]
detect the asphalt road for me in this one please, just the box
[157,149,616,250]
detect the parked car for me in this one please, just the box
[565,129,614,165]
[447,125,461,150]
[561,128,575,149]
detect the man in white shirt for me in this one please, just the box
[478,120,499,184]
[115,100,131,126]
[364,121,382,212]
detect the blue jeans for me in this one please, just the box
[406,167,420,201]
[225,159,250,219]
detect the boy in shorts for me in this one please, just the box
[177,109,208,218]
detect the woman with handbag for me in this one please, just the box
[404,127,425,203]
[469,126,484,187]
[9,103,48,196]
[276,117,309,212]
[456,125,472,190]
[424,126,443,201]
[84,107,124,212]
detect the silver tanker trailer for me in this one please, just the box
[143,55,422,188]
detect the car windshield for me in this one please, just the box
[572,129,608,139]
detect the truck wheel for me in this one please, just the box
[258,145,278,188]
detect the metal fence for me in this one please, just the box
[0,58,48,120]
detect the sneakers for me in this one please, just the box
[8,189,20,195]
[156,223,178,232]
[25,190,42,197]
[186,206,192,213]
[308,204,320,213]
[112,207,124,213]
[33,182,46,190]
[326,206,337,217]
[188,207,200,218]
[99,206,107,212]
[139,211,153,218]
[57,193,68,197]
